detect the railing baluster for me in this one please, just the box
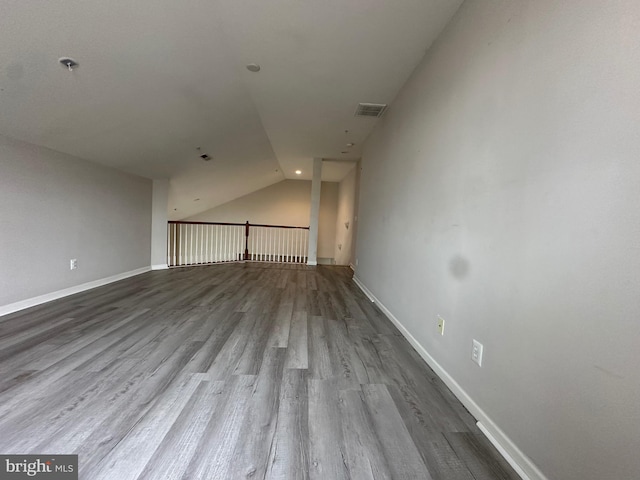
[223,225,228,261]
[180,223,185,265]
[205,224,209,264]
[214,225,219,262]
[196,224,200,264]
[214,225,218,262]
[266,228,270,262]
[174,223,178,266]
[168,223,172,266]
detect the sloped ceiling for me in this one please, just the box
[0,0,463,219]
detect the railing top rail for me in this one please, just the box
[168,220,310,230]
[169,221,245,227]
[250,223,310,230]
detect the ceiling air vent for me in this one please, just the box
[354,103,387,118]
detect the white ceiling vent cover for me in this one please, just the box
[354,103,388,118]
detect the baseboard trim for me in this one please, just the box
[0,266,152,318]
[352,275,547,480]
[151,264,169,270]
[317,257,335,265]
[306,261,318,266]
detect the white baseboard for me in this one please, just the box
[151,264,169,270]
[352,275,548,480]
[0,266,151,318]
[306,261,318,266]
[317,257,335,265]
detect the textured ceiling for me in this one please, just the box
[0,0,463,219]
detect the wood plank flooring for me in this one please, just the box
[0,263,519,479]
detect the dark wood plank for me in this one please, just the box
[285,311,308,369]
[386,383,478,480]
[307,315,332,380]
[308,378,350,480]
[339,388,394,479]
[444,432,519,480]
[361,383,433,479]
[265,368,310,480]
[136,379,228,480]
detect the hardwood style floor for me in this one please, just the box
[0,263,519,479]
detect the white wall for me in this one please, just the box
[355,1,640,480]
[150,179,169,269]
[186,179,338,261]
[334,164,357,265]
[0,134,152,309]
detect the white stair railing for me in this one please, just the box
[167,221,309,267]
[168,222,245,267]
[247,225,309,263]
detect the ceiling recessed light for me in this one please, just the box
[295,170,302,175]
[246,63,261,72]
[341,151,349,154]
[194,198,200,202]
[346,143,355,147]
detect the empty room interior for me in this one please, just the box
[1,1,638,479]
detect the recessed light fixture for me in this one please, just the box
[295,170,302,175]
[246,63,261,72]
[194,198,200,202]
[341,151,349,154]
[59,57,78,71]
[346,143,355,147]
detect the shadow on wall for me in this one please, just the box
[449,255,470,280]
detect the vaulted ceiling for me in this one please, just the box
[0,0,463,219]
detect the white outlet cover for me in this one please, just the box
[437,315,445,335]
[472,339,483,366]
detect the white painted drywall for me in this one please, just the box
[0,134,152,308]
[186,179,338,261]
[355,1,640,479]
[307,158,323,266]
[334,164,357,265]
[151,179,169,269]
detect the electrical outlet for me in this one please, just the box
[437,316,445,335]
[472,339,483,366]
[70,259,78,270]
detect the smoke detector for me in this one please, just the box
[354,103,387,118]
